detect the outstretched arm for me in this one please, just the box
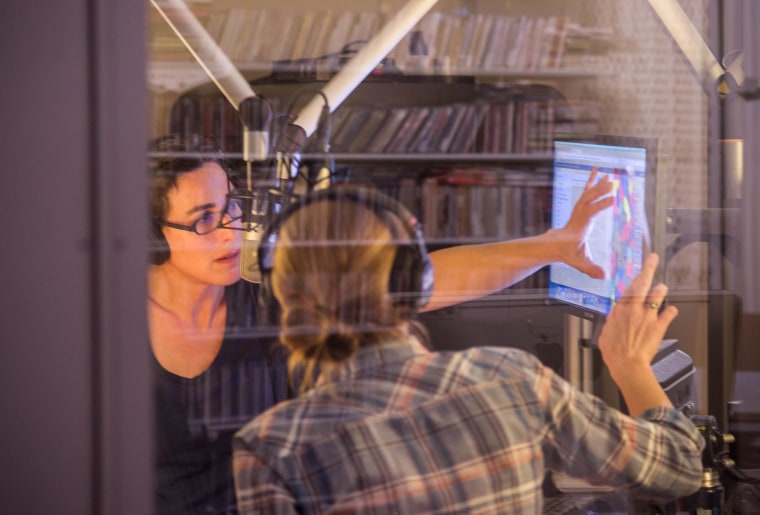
[422,168,613,312]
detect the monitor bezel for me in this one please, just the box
[547,134,659,321]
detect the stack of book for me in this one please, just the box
[168,90,600,156]
[151,6,611,76]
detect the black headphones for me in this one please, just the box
[150,220,171,265]
[257,186,434,312]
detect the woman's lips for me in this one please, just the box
[216,250,240,264]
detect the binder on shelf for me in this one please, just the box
[501,101,516,154]
[346,108,389,154]
[331,106,372,153]
[385,107,432,154]
[324,12,356,58]
[436,104,470,153]
[276,13,303,63]
[236,10,268,63]
[290,11,317,61]
[365,108,411,154]
[302,11,335,61]
[482,17,508,71]
[482,103,502,154]
[449,104,487,154]
[468,14,494,69]
[408,105,453,154]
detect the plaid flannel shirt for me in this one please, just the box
[233,338,703,514]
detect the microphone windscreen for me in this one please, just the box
[240,229,262,283]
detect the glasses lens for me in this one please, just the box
[226,198,243,220]
[219,198,244,228]
[194,212,221,235]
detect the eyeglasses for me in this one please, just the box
[159,196,244,235]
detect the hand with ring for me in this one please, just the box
[597,253,679,414]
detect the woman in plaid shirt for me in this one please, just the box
[233,186,704,514]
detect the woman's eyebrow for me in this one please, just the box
[184,202,216,216]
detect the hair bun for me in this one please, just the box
[281,305,360,365]
[323,329,360,362]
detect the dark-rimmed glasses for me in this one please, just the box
[159,196,243,235]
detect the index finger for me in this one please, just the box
[620,253,659,302]
[584,167,600,190]
[580,168,612,203]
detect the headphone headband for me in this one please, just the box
[257,185,434,311]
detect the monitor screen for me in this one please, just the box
[548,137,655,318]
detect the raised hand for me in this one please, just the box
[598,253,678,369]
[597,253,680,414]
[552,167,614,279]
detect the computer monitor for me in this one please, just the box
[548,136,657,319]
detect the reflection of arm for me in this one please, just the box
[422,170,614,312]
[537,360,704,498]
[423,234,562,312]
[233,446,298,515]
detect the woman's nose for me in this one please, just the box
[216,222,240,243]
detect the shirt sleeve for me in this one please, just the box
[534,359,705,500]
[233,445,298,515]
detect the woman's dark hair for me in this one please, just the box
[147,134,227,265]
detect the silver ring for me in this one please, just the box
[649,302,660,309]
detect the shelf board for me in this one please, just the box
[326,152,553,163]
[462,67,605,81]
[214,151,552,162]
[148,59,602,93]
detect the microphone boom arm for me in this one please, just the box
[645,0,743,96]
[151,0,442,284]
[292,0,439,139]
[153,0,440,141]
[151,0,256,109]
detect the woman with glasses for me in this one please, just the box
[148,135,290,515]
[147,134,616,514]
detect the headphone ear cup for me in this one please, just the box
[388,245,419,307]
[258,267,272,311]
[257,266,282,329]
[388,244,433,311]
[150,222,170,265]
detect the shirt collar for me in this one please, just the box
[329,336,430,382]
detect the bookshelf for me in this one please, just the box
[147,2,614,90]
[151,0,613,298]
[147,0,722,428]
[148,0,722,412]
[166,76,570,295]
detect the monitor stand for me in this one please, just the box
[563,313,589,392]
[563,314,697,415]
[563,313,621,409]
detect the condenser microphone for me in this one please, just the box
[240,97,271,163]
[240,231,263,282]
[238,97,273,283]
[238,185,268,283]
[237,119,306,283]
[237,183,293,283]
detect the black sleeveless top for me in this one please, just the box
[153,281,289,514]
